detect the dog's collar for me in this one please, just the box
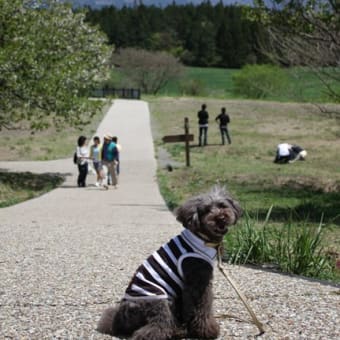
[196,232,222,249]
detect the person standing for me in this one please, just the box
[197,104,209,146]
[112,136,122,176]
[76,135,89,187]
[90,136,107,188]
[215,107,231,145]
[102,133,118,188]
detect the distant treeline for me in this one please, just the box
[85,3,268,68]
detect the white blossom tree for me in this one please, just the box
[0,0,111,130]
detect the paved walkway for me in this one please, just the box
[0,100,339,339]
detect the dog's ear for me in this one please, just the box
[228,198,243,224]
[175,198,201,230]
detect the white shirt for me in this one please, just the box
[277,143,291,157]
[76,146,89,165]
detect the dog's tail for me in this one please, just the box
[96,307,117,335]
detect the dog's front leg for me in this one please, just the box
[181,257,220,339]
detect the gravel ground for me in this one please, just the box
[0,100,339,339]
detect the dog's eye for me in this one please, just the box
[217,202,228,209]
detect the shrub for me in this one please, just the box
[179,79,205,96]
[232,64,288,99]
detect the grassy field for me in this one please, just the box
[157,66,340,103]
[148,96,340,280]
[159,67,238,98]
[0,101,110,207]
[0,102,110,162]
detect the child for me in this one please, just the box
[90,136,107,189]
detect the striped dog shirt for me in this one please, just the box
[124,229,217,300]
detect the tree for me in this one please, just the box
[249,0,340,106]
[85,2,265,69]
[0,0,111,131]
[112,48,184,95]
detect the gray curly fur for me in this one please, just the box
[97,185,242,340]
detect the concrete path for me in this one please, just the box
[0,100,339,339]
[0,100,181,339]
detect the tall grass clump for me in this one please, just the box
[225,210,335,280]
[275,218,331,278]
[225,209,274,265]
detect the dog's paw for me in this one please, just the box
[96,307,116,335]
[188,317,220,339]
[132,325,173,340]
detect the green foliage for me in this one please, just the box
[225,211,335,280]
[0,0,111,131]
[85,2,266,68]
[232,64,289,99]
[248,0,340,103]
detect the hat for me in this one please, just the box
[104,133,113,140]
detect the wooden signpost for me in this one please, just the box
[162,117,193,167]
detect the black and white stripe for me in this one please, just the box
[124,230,216,300]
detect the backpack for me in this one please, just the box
[73,152,78,164]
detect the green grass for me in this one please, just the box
[0,172,64,207]
[157,66,340,103]
[159,67,238,98]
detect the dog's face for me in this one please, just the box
[198,202,238,242]
[176,186,242,243]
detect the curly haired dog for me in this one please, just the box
[97,186,242,339]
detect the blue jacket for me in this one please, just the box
[102,141,117,162]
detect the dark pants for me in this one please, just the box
[198,126,208,146]
[77,163,88,187]
[220,126,231,145]
[274,154,290,164]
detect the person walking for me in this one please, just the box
[76,135,89,187]
[197,104,209,146]
[102,133,118,188]
[215,107,231,145]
